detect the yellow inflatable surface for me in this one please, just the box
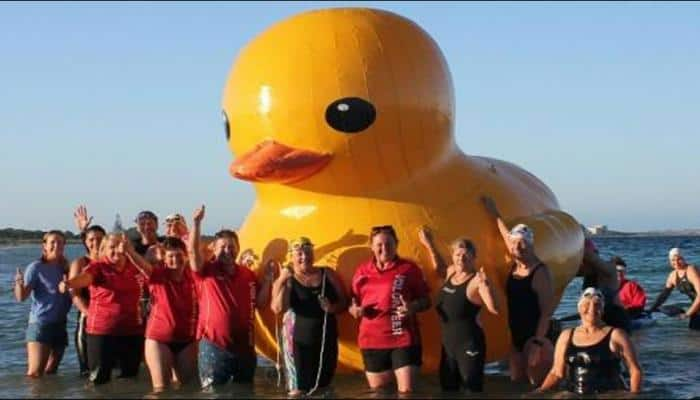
[221,8,584,372]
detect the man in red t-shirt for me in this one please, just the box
[612,256,647,318]
[188,205,274,388]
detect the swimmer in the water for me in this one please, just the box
[612,256,647,319]
[648,248,700,329]
[537,287,642,394]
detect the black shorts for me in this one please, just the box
[166,341,194,355]
[361,345,422,373]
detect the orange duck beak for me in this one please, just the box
[230,140,332,184]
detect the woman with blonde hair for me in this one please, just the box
[61,232,151,384]
[14,230,72,377]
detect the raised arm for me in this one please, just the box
[73,205,93,233]
[270,264,293,314]
[481,196,512,249]
[418,227,450,279]
[68,258,90,314]
[612,328,643,393]
[474,267,499,315]
[123,237,153,277]
[536,328,571,393]
[533,266,555,339]
[188,205,205,273]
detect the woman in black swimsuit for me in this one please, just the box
[649,248,700,329]
[419,229,499,392]
[271,237,348,397]
[537,287,642,394]
[68,206,106,377]
[482,196,555,386]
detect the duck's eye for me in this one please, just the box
[325,97,376,133]
[222,110,230,141]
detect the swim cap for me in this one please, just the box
[578,287,605,309]
[669,247,682,260]
[290,236,314,251]
[509,224,534,246]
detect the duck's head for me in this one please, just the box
[222,8,455,194]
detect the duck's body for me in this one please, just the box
[221,8,583,372]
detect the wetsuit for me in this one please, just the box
[283,268,338,392]
[436,273,486,392]
[649,270,699,330]
[565,327,625,394]
[676,271,700,330]
[507,263,544,352]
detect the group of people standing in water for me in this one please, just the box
[13,197,700,396]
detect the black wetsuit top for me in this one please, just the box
[436,274,483,355]
[676,271,697,300]
[507,263,543,351]
[290,268,339,345]
[288,268,339,391]
[566,327,624,394]
[436,273,487,392]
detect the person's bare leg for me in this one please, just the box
[145,339,174,391]
[394,365,417,393]
[365,371,394,391]
[173,342,198,385]
[26,342,50,378]
[44,346,65,374]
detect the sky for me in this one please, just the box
[1,1,698,234]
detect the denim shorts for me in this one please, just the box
[198,339,256,388]
[26,321,68,348]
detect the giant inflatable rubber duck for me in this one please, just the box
[221,8,584,372]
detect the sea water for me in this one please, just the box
[1,237,698,398]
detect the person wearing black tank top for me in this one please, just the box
[482,197,555,386]
[648,248,700,329]
[69,206,106,377]
[538,287,642,394]
[419,229,499,392]
[271,237,348,397]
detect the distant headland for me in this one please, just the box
[585,225,700,237]
[0,228,216,245]
[1,226,699,246]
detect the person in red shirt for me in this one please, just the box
[188,205,274,388]
[62,232,153,384]
[349,225,431,393]
[141,236,199,391]
[612,256,647,318]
